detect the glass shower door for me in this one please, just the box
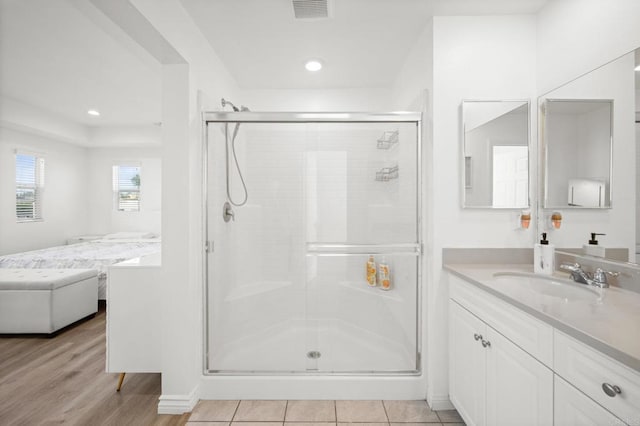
[205,117,420,374]
[303,122,420,373]
[206,122,309,372]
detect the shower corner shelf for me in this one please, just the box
[375,165,399,182]
[377,130,399,150]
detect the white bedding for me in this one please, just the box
[0,239,161,299]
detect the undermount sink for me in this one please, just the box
[492,272,601,302]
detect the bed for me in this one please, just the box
[0,235,161,299]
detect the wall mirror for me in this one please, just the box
[541,99,613,208]
[536,47,639,263]
[461,100,530,208]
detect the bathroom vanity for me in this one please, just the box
[445,264,640,426]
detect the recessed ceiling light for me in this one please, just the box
[87,109,100,116]
[635,65,640,71]
[305,60,323,72]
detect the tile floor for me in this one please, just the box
[186,400,465,426]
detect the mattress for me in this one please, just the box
[0,239,161,299]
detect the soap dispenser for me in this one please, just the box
[534,233,555,275]
[584,233,606,258]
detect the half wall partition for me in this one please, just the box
[203,112,422,376]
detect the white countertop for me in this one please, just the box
[444,263,640,373]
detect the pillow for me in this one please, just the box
[102,231,157,239]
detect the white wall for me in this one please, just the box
[129,0,241,412]
[0,96,89,146]
[430,14,537,407]
[0,127,88,255]
[537,0,640,94]
[540,53,635,255]
[86,147,162,235]
[240,88,391,112]
[392,20,433,111]
[88,125,161,147]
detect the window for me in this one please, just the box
[15,153,45,221]
[113,165,141,211]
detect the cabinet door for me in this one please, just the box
[555,375,627,426]
[485,327,553,426]
[449,300,486,426]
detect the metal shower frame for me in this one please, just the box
[201,111,423,375]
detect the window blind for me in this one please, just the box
[113,165,141,211]
[16,153,45,221]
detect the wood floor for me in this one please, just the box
[0,306,189,426]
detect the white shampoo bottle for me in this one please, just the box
[534,232,555,275]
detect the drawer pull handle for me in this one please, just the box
[474,333,482,341]
[602,383,622,397]
[481,340,491,348]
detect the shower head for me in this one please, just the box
[221,98,239,112]
[221,98,250,112]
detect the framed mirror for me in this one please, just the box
[461,100,530,208]
[541,99,613,208]
[536,48,638,263]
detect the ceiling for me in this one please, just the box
[0,0,162,127]
[0,0,552,131]
[181,0,548,90]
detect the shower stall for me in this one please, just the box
[203,111,422,388]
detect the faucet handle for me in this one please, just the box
[560,262,581,272]
[593,268,618,286]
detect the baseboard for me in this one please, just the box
[157,386,199,415]
[428,394,454,411]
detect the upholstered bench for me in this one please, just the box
[0,269,99,334]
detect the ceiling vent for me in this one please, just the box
[292,0,330,19]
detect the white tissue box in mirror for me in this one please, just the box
[66,235,105,245]
[568,178,606,207]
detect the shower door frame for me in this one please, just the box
[202,111,423,376]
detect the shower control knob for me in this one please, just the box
[223,202,235,223]
[474,333,482,341]
[481,340,491,348]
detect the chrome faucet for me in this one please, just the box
[560,262,618,288]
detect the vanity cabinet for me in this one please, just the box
[554,374,625,426]
[450,300,553,426]
[554,331,639,425]
[448,272,639,426]
[106,254,161,375]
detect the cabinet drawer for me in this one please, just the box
[554,331,640,426]
[555,374,627,426]
[449,274,553,367]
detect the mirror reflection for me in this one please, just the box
[536,48,638,263]
[543,99,613,208]
[462,100,530,208]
